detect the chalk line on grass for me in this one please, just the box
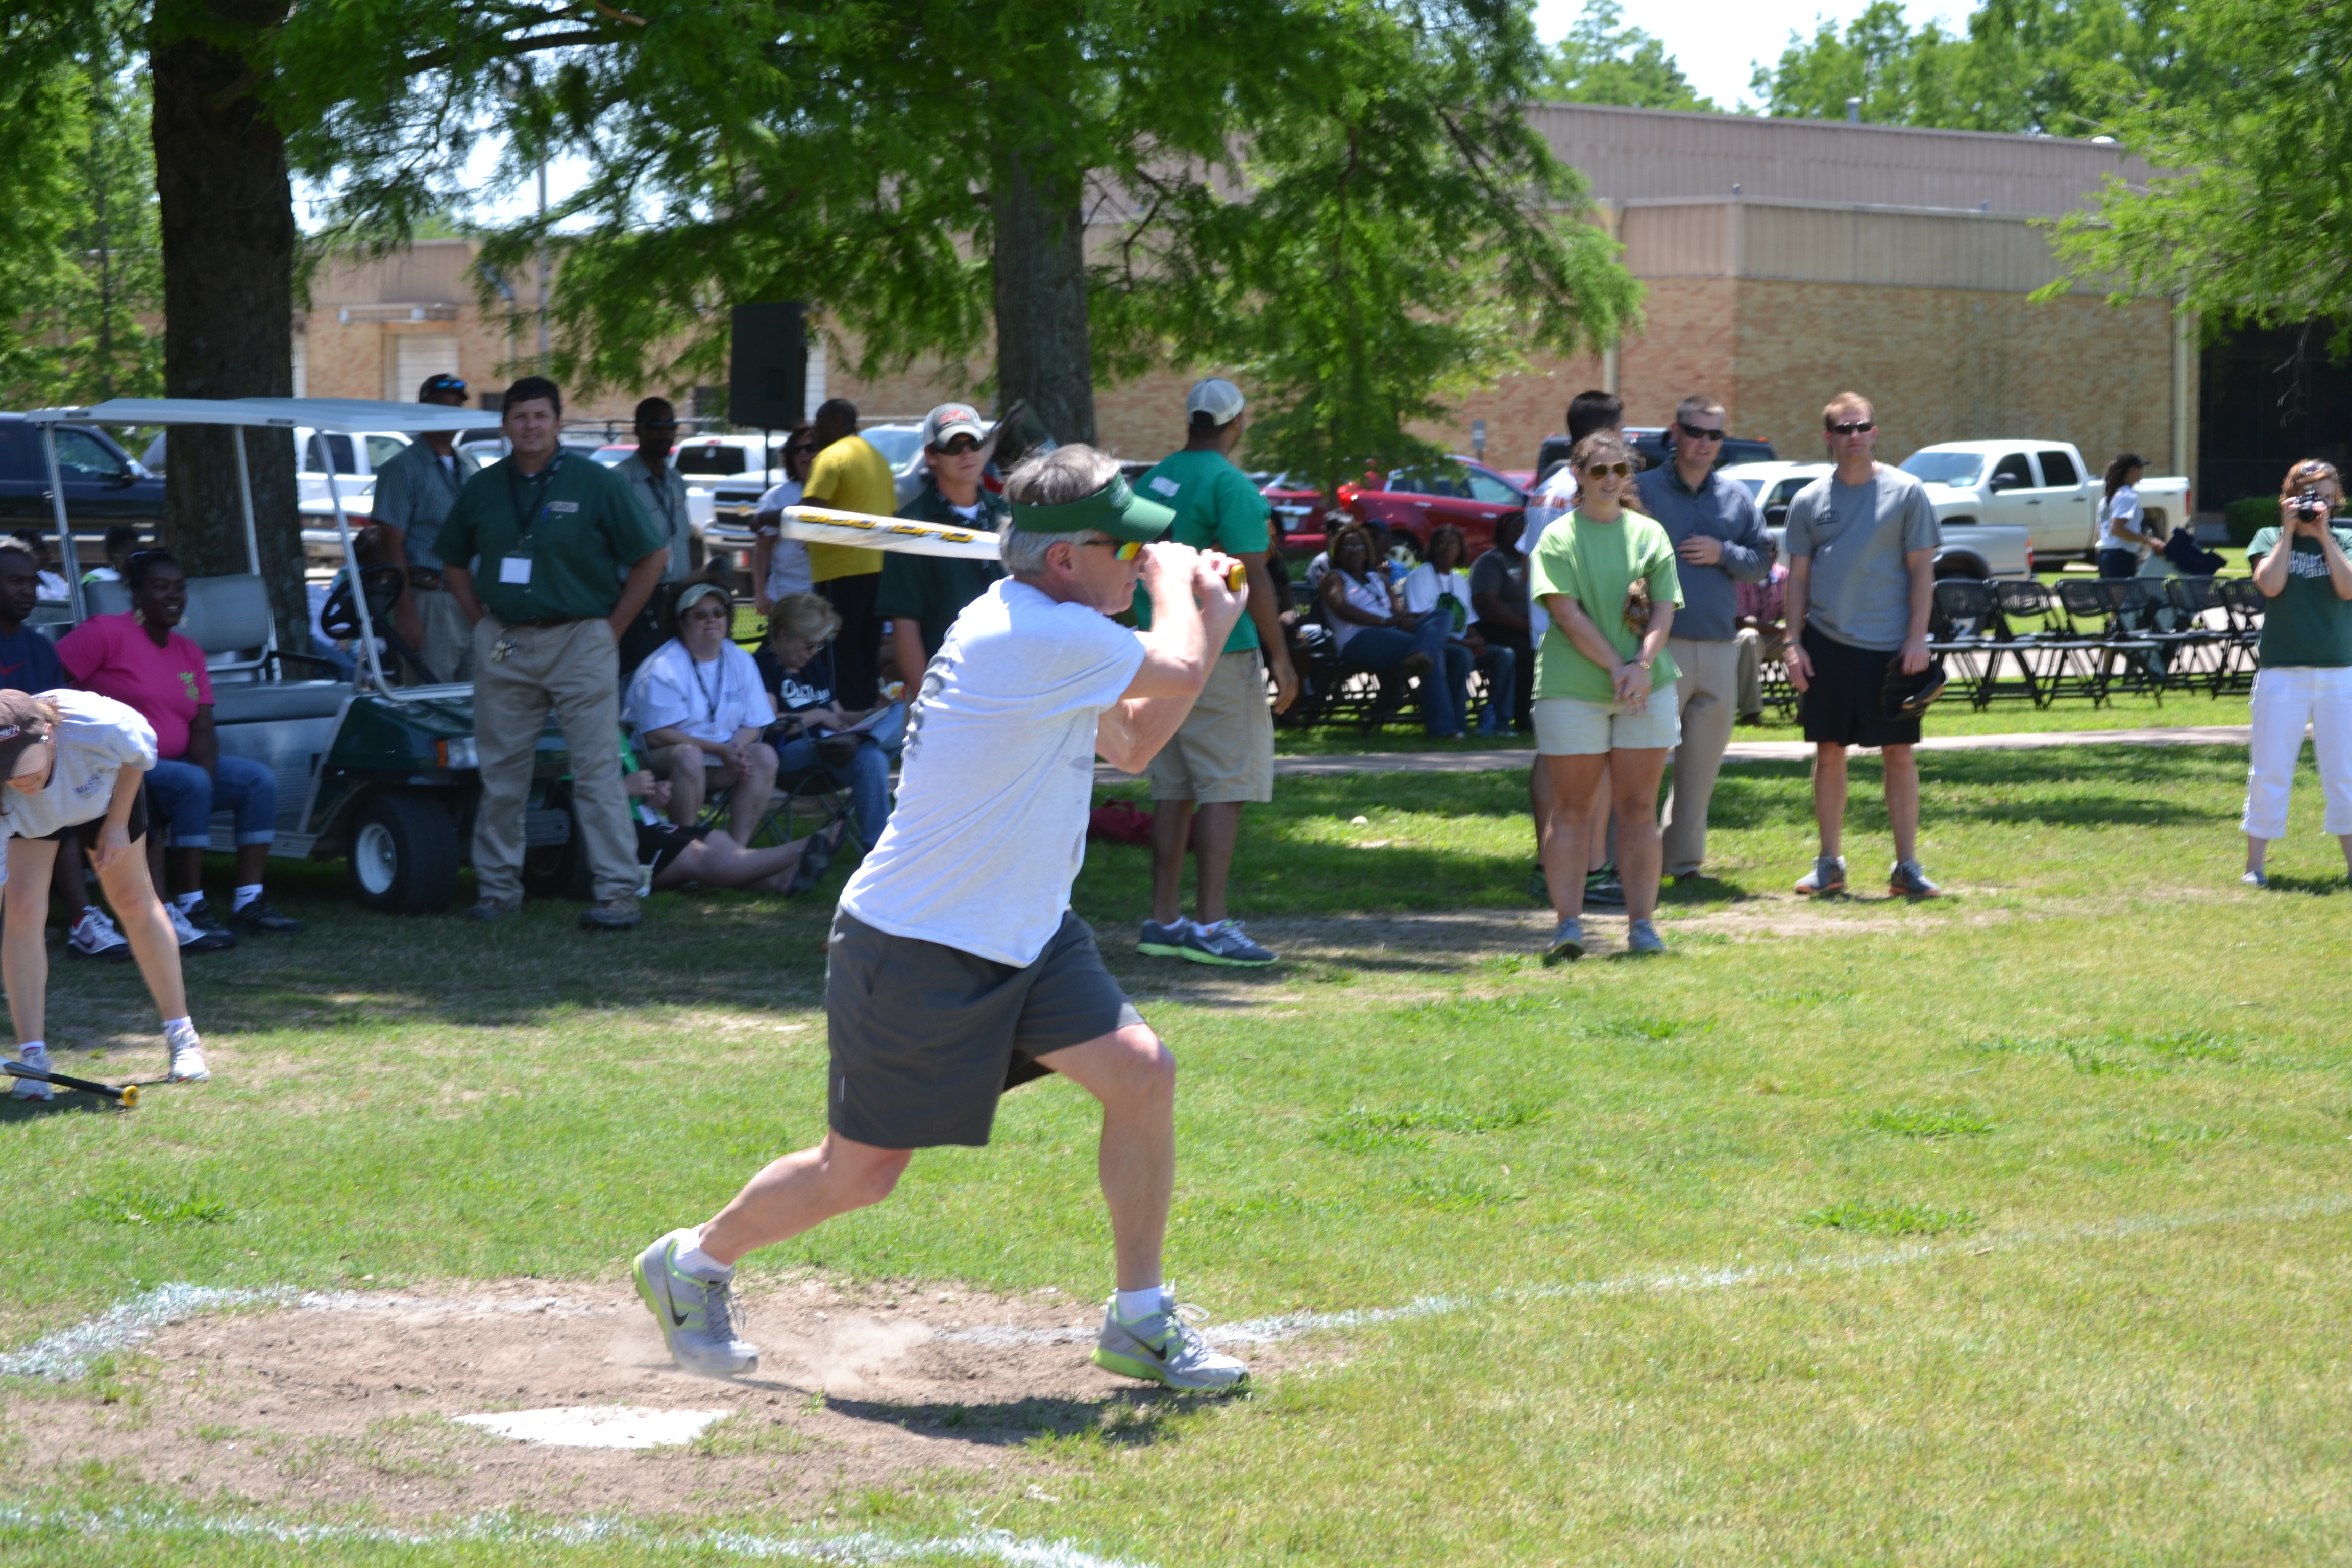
[453,1405,734,1450]
[0,1502,1156,1567]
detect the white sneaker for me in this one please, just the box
[167,902,236,953]
[165,1021,210,1083]
[11,1044,53,1101]
[66,908,130,962]
[1091,1295,1249,1389]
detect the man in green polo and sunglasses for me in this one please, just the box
[632,444,1257,1392]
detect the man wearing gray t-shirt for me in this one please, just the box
[1782,391,1942,900]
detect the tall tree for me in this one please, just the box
[1542,0,1714,112]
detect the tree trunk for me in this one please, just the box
[149,0,304,655]
[991,149,1097,449]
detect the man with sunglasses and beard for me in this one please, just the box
[878,403,1008,680]
[1782,391,1942,900]
[1634,395,1773,884]
[630,445,1254,1393]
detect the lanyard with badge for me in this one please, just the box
[490,452,563,663]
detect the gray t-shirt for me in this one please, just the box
[1784,466,1940,651]
[1467,541,1531,634]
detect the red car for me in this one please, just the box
[1266,458,1528,564]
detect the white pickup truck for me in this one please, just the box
[1718,461,2033,580]
[1897,440,2192,562]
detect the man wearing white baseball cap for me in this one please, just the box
[1133,377,1297,968]
[879,403,1008,681]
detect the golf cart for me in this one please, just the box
[20,397,580,915]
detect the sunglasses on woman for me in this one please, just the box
[1826,420,1875,435]
[1583,461,1632,478]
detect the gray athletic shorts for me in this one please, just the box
[825,909,1145,1149]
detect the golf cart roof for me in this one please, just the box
[21,397,507,436]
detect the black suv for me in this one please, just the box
[0,414,165,560]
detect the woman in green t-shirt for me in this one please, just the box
[1528,431,1684,961]
[2242,457,2352,887]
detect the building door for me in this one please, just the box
[388,335,461,403]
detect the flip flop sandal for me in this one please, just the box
[788,823,845,896]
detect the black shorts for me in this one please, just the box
[825,908,1144,1149]
[1799,626,1921,749]
[40,786,149,846]
[635,820,711,879]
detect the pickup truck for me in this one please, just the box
[1718,461,2033,580]
[1897,440,2191,562]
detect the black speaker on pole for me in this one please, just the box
[729,303,806,429]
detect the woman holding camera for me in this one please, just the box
[2241,458,2352,886]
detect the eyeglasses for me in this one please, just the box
[1676,422,1726,442]
[1082,538,1144,561]
[931,437,982,457]
[785,442,817,456]
[1825,420,1876,435]
[1583,461,1632,479]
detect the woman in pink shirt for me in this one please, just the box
[58,552,300,944]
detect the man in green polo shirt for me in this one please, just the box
[436,376,669,930]
[1132,378,1297,968]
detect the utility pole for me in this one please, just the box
[536,160,550,369]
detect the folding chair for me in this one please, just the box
[2053,579,2168,704]
[2215,579,2268,695]
[2161,576,2231,696]
[1930,579,2041,708]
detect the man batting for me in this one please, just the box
[632,445,1253,1390]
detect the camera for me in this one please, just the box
[2294,488,2328,522]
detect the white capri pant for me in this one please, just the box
[2241,665,2352,840]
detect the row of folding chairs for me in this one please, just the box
[1928,575,2261,709]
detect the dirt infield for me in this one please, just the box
[7,1276,1294,1518]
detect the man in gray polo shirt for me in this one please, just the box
[1633,394,1773,880]
[1782,389,1942,899]
[612,396,697,679]
[369,373,481,682]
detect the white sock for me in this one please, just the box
[18,1041,45,1061]
[80,905,103,921]
[173,892,202,913]
[162,1017,195,1045]
[672,1227,732,1281]
[233,884,263,911]
[1114,1283,1166,1321]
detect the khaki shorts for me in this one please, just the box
[1531,684,1682,755]
[1146,647,1276,803]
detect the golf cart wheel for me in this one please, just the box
[347,794,460,915]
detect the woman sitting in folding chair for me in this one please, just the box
[624,580,780,846]
[754,593,899,850]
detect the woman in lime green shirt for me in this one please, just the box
[1529,431,1683,962]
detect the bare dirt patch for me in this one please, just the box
[7,1276,1297,1518]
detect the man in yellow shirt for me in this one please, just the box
[801,397,897,706]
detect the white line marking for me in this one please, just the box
[0,1504,1156,1566]
[453,1405,733,1449]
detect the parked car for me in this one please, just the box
[1341,458,1528,564]
[1531,427,1777,489]
[1898,440,2191,562]
[1719,460,2033,580]
[0,414,164,565]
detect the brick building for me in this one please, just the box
[298,105,2193,488]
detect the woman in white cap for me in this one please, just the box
[0,688,209,1096]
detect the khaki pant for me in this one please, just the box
[415,586,475,684]
[1735,626,1786,719]
[1660,636,1739,877]
[470,616,637,906]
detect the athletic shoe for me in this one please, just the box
[1091,1296,1248,1390]
[1138,919,1193,959]
[1625,919,1667,957]
[1583,866,1625,910]
[1888,860,1943,900]
[1542,916,1584,965]
[11,1044,53,1102]
[167,901,237,953]
[633,1228,759,1377]
[165,1022,210,1084]
[231,896,302,935]
[464,899,518,922]
[2241,870,2269,889]
[579,897,642,931]
[1794,855,1847,897]
[66,908,130,963]
[183,897,234,937]
[1179,919,1277,967]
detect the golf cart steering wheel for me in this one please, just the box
[320,565,409,642]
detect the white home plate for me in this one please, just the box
[451,1405,731,1450]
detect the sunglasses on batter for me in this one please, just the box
[1583,461,1632,478]
[1825,419,1876,435]
[1082,538,1145,561]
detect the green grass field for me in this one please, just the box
[5,741,2350,1564]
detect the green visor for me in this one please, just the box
[1008,474,1174,544]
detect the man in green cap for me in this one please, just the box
[630,444,1257,1392]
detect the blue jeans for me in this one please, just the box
[774,734,891,847]
[1341,614,1476,736]
[1478,642,1518,727]
[145,755,277,849]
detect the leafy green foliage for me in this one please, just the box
[1539,1,1714,112]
